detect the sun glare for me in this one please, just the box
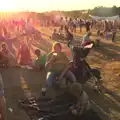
[0,0,18,12]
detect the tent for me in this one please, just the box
[89,15,120,20]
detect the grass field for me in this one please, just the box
[2,27,120,120]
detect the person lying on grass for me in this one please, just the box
[70,83,91,116]
[34,49,46,70]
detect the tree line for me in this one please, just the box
[0,6,120,20]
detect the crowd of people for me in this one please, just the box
[0,15,120,119]
[51,16,120,43]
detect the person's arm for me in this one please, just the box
[0,96,6,120]
[0,74,6,120]
[45,53,55,68]
[16,48,21,61]
[58,53,70,80]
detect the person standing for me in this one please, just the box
[85,20,91,32]
[64,26,74,47]
[79,19,83,33]
[112,20,117,42]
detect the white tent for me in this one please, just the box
[89,15,120,20]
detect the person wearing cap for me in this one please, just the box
[70,83,91,116]
[0,74,6,120]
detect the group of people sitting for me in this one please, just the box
[0,40,91,116]
[51,26,74,45]
[42,42,91,116]
[0,41,46,70]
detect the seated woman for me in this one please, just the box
[17,42,32,66]
[1,43,18,67]
[45,42,76,90]
[34,49,46,70]
[70,83,91,116]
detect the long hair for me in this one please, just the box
[52,42,62,52]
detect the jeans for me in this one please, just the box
[46,71,76,88]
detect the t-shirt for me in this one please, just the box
[35,54,46,67]
[46,52,69,72]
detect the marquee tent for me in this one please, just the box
[89,15,120,20]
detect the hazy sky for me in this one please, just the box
[0,0,119,12]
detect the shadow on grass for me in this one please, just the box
[85,84,120,120]
[93,42,120,61]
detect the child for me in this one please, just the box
[70,83,91,116]
[34,49,46,70]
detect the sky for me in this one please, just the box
[0,0,119,12]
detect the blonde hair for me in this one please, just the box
[52,42,62,52]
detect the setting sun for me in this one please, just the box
[0,0,19,12]
[0,0,119,12]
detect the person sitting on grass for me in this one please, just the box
[17,42,32,66]
[34,49,46,70]
[81,32,92,47]
[45,42,76,90]
[51,29,59,40]
[94,32,104,47]
[70,83,91,116]
[1,43,18,67]
[0,49,8,67]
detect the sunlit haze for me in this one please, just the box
[0,0,119,12]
